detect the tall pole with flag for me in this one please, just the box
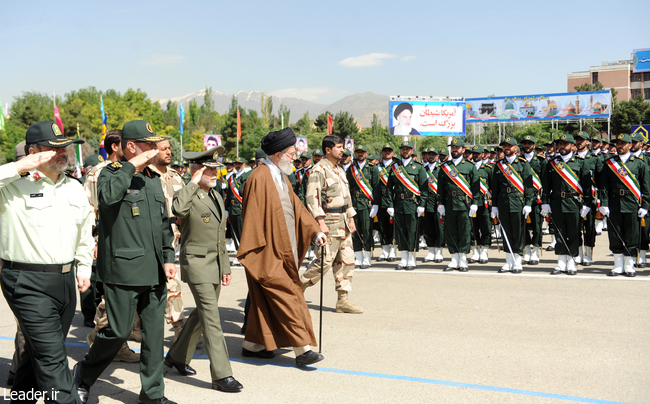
[0,99,5,131]
[53,92,64,134]
[73,123,83,178]
[327,114,333,135]
[99,96,108,159]
[179,103,185,160]
[236,108,241,158]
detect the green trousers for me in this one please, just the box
[525,203,543,247]
[79,283,166,402]
[352,208,373,252]
[471,206,492,247]
[1,268,80,404]
[423,210,442,247]
[607,212,640,257]
[168,282,232,381]
[445,210,471,254]
[394,210,419,251]
[500,211,525,255]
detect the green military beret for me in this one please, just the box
[355,144,367,152]
[84,154,104,168]
[301,151,312,159]
[450,137,465,147]
[521,135,536,144]
[255,147,267,159]
[500,137,517,146]
[439,148,449,156]
[400,141,413,149]
[312,148,324,156]
[382,143,394,151]
[233,157,244,164]
[557,133,576,144]
[122,120,167,142]
[616,133,632,143]
[343,149,352,156]
[184,145,225,168]
[575,131,590,140]
[471,145,484,153]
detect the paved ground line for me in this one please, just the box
[353,268,649,281]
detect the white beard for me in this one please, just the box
[278,154,295,175]
[394,124,411,136]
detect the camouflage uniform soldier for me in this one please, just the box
[301,136,362,314]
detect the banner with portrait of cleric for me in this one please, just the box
[295,137,309,154]
[389,100,466,137]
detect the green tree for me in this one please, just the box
[332,111,358,139]
[277,104,290,128]
[260,92,273,128]
[314,111,332,131]
[295,112,312,136]
[611,94,650,136]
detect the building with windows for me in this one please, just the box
[567,60,650,102]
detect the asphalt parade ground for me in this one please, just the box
[0,230,648,404]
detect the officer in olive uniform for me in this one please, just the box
[520,135,547,265]
[376,143,398,261]
[491,137,535,273]
[75,120,177,404]
[599,133,650,276]
[575,131,603,266]
[422,147,444,262]
[438,138,479,271]
[469,145,493,264]
[541,134,593,275]
[385,141,428,270]
[164,147,243,392]
[347,144,380,269]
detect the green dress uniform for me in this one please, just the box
[376,155,398,261]
[0,121,93,404]
[165,149,239,389]
[438,146,480,270]
[599,136,650,276]
[523,149,547,264]
[385,144,428,270]
[576,149,603,265]
[288,169,304,205]
[224,172,244,248]
[346,156,380,267]
[470,157,493,264]
[422,155,444,263]
[491,142,534,272]
[77,121,175,403]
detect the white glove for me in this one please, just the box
[491,207,499,219]
[417,206,425,216]
[387,207,395,217]
[598,206,610,217]
[580,206,591,218]
[369,205,379,218]
[314,232,327,246]
[540,204,551,216]
[437,205,446,216]
[639,208,648,218]
[226,211,230,218]
[468,204,478,217]
[521,205,531,218]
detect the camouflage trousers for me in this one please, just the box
[93,277,184,331]
[301,234,355,292]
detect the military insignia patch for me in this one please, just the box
[52,123,62,135]
[412,165,416,169]
[111,161,122,169]
[452,139,458,144]
[504,166,513,176]
[525,136,530,140]
[146,123,154,133]
[357,145,362,150]
[506,137,511,142]
[450,169,457,178]
[618,134,624,140]
[98,155,104,162]
[561,135,567,140]
[617,167,627,176]
[201,213,211,223]
[33,172,41,181]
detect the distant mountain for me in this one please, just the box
[155,90,389,128]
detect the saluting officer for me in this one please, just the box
[437,138,479,271]
[575,131,603,266]
[75,120,177,404]
[347,144,380,269]
[520,135,547,265]
[491,137,534,273]
[541,134,593,275]
[469,145,493,264]
[385,141,428,270]
[598,133,650,276]
[422,147,444,263]
[376,143,398,262]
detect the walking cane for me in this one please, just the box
[319,244,324,353]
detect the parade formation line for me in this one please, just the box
[0,336,631,404]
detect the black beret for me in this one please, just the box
[393,102,413,119]
[261,128,297,156]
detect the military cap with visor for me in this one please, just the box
[355,144,367,152]
[427,147,438,154]
[400,141,414,149]
[556,133,576,144]
[521,135,536,144]
[575,131,590,140]
[471,145,484,153]
[449,137,465,147]
[500,137,518,146]
[255,147,268,159]
[121,120,167,142]
[300,151,313,159]
[184,146,225,168]
[381,143,394,151]
[616,133,632,143]
[233,157,244,164]
[26,121,84,148]
[630,132,645,143]
[312,148,324,156]
[84,154,104,168]
[439,148,449,156]
[592,136,603,143]
[343,149,352,156]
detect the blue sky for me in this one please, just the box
[1,0,646,111]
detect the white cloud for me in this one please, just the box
[338,53,397,67]
[139,54,184,66]
[269,87,348,102]
[400,55,416,62]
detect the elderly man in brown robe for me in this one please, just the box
[237,128,327,368]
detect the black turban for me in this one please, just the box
[393,102,413,118]
[261,127,296,155]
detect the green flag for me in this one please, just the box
[0,100,5,131]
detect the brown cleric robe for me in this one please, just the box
[237,162,321,350]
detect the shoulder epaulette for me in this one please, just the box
[575,155,585,160]
[368,162,375,166]
[19,172,29,177]
[65,172,82,184]
[109,161,123,170]
[638,155,644,161]
[518,157,527,162]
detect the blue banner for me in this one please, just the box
[633,48,650,73]
[631,125,650,144]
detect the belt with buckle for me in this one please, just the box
[618,188,633,196]
[447,190,464,197]
[560,190,579,198]
[1,259,73,273]
[327,205,349,213]
[500,186,519,194]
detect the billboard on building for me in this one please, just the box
[633,48,650,73]
[465,91,611,122]
[389,99,466,136]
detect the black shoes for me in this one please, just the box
[405,266,415,271]
[530,259,539,265]
[607,271,620,276]
[443,267,455,272]
[387,257,396,262]
[395,264,406,270]
[73,364,90,404]
[546,245,555,251]
[83,320,95,328]
[139,397,177,404]
[624,272,637,277]
[213,376,243,392]
[550,269,563,275]
[296,350,324,367]
[566,270,577,276]
[458,267,468,272]
[164,354,196,376]
[242,347,276,359]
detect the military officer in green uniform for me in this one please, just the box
[575,131,603,266]
[386,141,428,270]
[422,147,444,263]
[164,146,243,392]
[376,143,398,262]
[438,138,479,271]
[629,131,650,267]
[491,137,535,273]
[469,145,493,264]
[598,133,650,276]
[74,120,177,404]
[347,144,380,269]
[520,135,546,265]
[224,157,245,265]
[541,134,593,275]
[1,121,93,404]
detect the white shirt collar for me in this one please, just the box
[578,150,588,158]
[474,161,481,170]
[561,152,573,163]
[632,150,642,157]
[357,161,366,170]
[524,151,535,162]
[619,152,631,163]
[506,154,517,164]
[451,156,462,166]
[402,158,412,166]
[264,158,286,191]
[383,159,392,167]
